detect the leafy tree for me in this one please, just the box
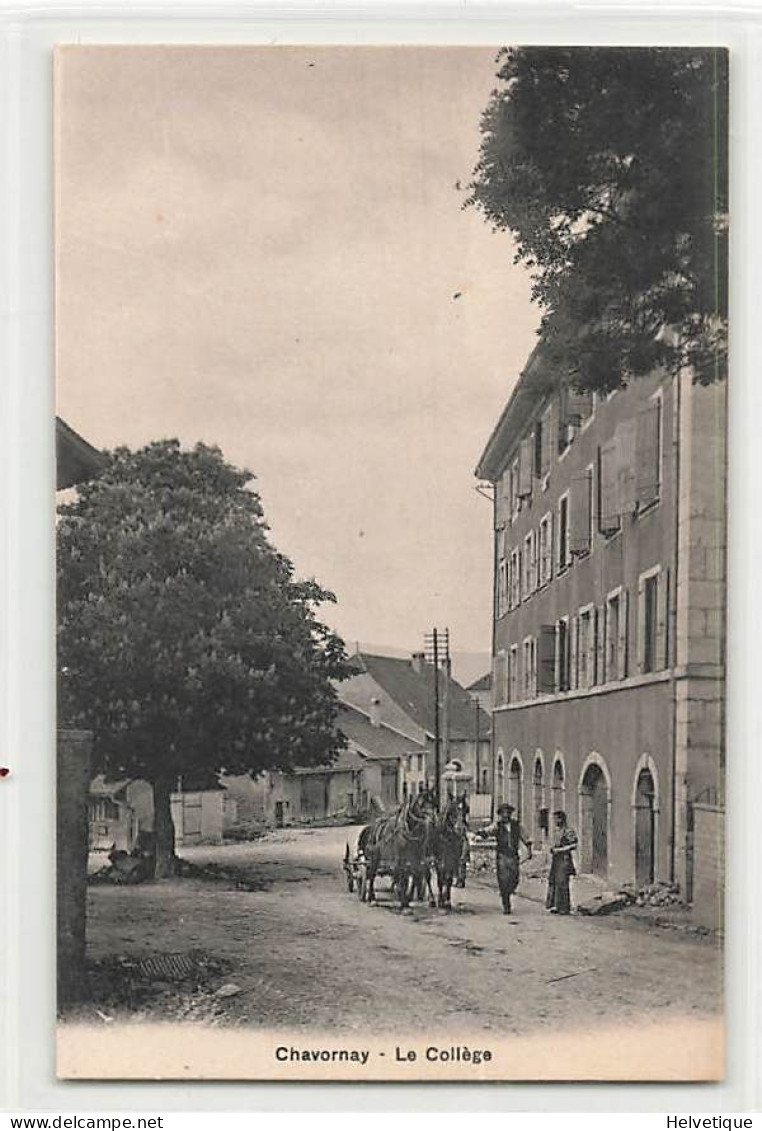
[58,440,349,876]
[467,47,728,390]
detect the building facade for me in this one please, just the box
[476,348,726,898]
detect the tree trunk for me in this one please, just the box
[153,774,177,878]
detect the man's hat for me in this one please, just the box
[552,809,567,822]
[497,803,514,816]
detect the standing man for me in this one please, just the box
[546,809,578,915]
[479,802,532,914]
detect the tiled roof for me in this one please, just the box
[291,744,369,775]
[467,672,492,692]
[345,652,490,742]
[337,702,424,759]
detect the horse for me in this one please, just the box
[430,798,468,910]
[357,790,437,910]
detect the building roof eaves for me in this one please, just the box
[474,344,552,482]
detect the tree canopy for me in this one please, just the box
[467,46,728,391]
[58,440,349,871]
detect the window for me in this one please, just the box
[637,393,662,510]
[523,637,537,699]
[509,645,519,703]
[509,458,519,521]
[577,606,595,689]
[537,625,556,694]
[638,567,668,673]
[605,593,620,681]
[510,548,521,609]
[523,531,536,597]
[558,493,570,571]
[643,575,658,673]
[496,528,507,617]
[569,469,593,557]
[605,587,629,681]
[598,442,621,534]
[417,753,424,772]
[539,513,553,586]
[537,405,553,479]
[518,436,533,501]
[558,387,594,454]
[556,618,571,691]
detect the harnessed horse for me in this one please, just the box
[355,790,437,909]
[430,799,468,910]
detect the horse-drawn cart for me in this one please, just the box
[343,843,395,902]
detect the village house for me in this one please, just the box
[340,650,492,818]
[88,772,235,851]
[475,346,726,923]
[466,671,493,718]
[244,701,414,828]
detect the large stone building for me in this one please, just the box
[475,348,725,910]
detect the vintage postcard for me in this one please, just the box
[54,44,727,1081]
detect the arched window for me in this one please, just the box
[508,754,523,820]
[533,755,545,844]
[552,757,565,814]
[495,752,505,803]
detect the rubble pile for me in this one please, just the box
[632,881,683,908]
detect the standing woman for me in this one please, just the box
[546,809,578,915]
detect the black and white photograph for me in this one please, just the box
[54,44,728,1081]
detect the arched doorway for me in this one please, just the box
[533,755,545,845]
[579,759,610,877]
[552,757,565,814]
[508,754,523,820]
[634,767,656,886]
[495,752,505,804]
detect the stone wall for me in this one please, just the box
[691,803,725,931]
[57,729,92,1005]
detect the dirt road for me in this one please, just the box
[85,825,722,1037]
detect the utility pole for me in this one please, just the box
[424,627,450,809]
[473,695,481,792]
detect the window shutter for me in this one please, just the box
[554,624,561,692]
[656,568,669,670]
[538,626,557,694]
[518,436,533,497]
[517,548,522,603]
[569,471,592,555]
[598,442,620,533]
[617,590,629,680]
[616,417,638,517]
[569,615,578,690]
[637,401,661,508]
[586,614,596,688]
[564,387,594,425]
[547,513,554,579]
[595,604,605,684]
[636,574,647,674]
[540,411,552,477]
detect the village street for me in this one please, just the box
[83,825,722,1038]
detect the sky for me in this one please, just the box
[56,45,540,665]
